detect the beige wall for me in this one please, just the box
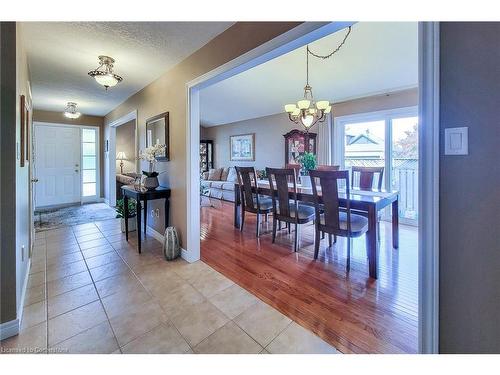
[115,120,136,174]
[33,109,105,197]
[202,88,418,170]
[202,113,301,170]
[104,22,302,247]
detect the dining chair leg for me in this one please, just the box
[321,231,325,239]
[256,213,260,238]
[293,223,299,252]
[288,222,291,234]
[328,234,333,248]
[314,227,320,259]
[346,237,352,272]
[334,235,337,243]
[240,209,245,232]
[265,213,268,222]
[272,217,277,243]
[278,220,281,230]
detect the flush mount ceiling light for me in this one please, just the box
[63,102,81,119]
[88,55,123,90]
[284,26,352,132]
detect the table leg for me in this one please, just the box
[366,205,378,279]
[136,200,142,254]
[124,195,129,241]
[143,199,147,235]
[392,199,399,249]
[165,198,170,228]
[234,185,241,229]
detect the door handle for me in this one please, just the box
[31,178,39,183]
[75,170,79,173]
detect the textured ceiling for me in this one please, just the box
[200,22,418,126]
[22,22,234,116]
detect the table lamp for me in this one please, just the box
[116,151,127,174]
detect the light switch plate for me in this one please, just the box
[445,127,468,155]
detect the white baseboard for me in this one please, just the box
[145,225,164,243]
[181,247,198,263]
[145,225,195,263]
[17,258,31,325]
[0,319,20,340]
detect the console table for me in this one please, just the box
[121,185,171,253]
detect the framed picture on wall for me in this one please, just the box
[230,133,255,161]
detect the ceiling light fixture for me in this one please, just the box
[63,102,81,119]
[88,55,123,90]
[284,26,352,132]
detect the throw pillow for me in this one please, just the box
[220,167,230,181]
[207,168,223,181]
[226,167,237,182]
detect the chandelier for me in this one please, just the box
[63,102,81,119]
[88,55,123,90]
[284,26,352,132]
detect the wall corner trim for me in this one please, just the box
[418,21,440,354]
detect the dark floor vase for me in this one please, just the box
[164,226,180,260]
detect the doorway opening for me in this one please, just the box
[187,22,440,353]
[106,110,138,207]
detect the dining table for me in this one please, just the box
[233,181,399,279]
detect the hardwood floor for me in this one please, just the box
[200,200,418,353]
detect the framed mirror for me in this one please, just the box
[146,111,169,161]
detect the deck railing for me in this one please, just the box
[345,158,418,221]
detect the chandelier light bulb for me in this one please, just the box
[301,115,314,128]
[316,100,329,110]
[297,100,311,110]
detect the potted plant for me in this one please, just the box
[138,144,166,190]
[116,198,137,232]
[297,152,317,187]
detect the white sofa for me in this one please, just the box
[201,167,237,202]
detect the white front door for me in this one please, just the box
[34,125,81,208]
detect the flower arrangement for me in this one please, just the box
[139,144,166,177]
[297,152,317,176]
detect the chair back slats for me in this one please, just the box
[266,167,297,220]
[235,166,258,212]
[285,164,301,183]
[310,169,351,235]
[351,166,384,191]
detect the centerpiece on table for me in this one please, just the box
[138,144,166,190]
[297,151,317,187]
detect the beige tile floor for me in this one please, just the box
[1,218,338,354]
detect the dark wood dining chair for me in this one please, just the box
[309,169,369,271]
[351,166,385,242]
[285,163,301,183]
[235,166,273,237]
[266,167,315,252]
[351,166,384,191]
[316,165,340,171]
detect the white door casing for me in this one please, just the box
[34,125,81,208]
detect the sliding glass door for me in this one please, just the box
[335,108,418,225]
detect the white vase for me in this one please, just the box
[300,174,312,188]
[121,218,136,233]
